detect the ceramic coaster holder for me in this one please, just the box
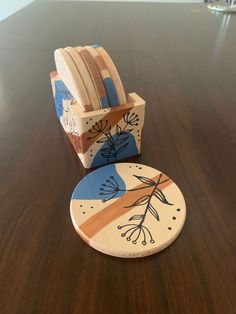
[50,71,145,168]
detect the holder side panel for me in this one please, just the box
[50,71,145,168]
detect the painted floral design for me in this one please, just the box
[87,113,139,163]
[99,173,172,245]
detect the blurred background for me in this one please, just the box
[1,0,209,22]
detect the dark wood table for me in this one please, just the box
[0,2,235,313]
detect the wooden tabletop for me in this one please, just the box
[0,2,235,313]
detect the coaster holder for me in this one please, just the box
[50,71,145,168]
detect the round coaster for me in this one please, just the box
[85,45,119,107]
[54,48,92,112]
[76,46,109,110]
[93,45,127,105]
[65,47,100,111]
[70,163,186,258]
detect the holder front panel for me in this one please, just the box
[50,71,145,168]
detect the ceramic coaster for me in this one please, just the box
[54,48,92,112]
[76,47,109,109]
[65,47,100,111]
[93,45,127,105]
[85,46,119,107]
[70,163,186,258]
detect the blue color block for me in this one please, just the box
[91,132,138,168]
[54,80,73,119]
[72,164,126,200]
[103,77,119,107]
[100,96,109,109]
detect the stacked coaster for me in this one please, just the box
[54,45,127,112]
[51,44,146,169]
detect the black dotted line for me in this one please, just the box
[168,208,181,230]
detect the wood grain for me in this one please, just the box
[95,46,127,105]
[0,2,235,314]
[65,47,101,111]
[85,46,120,107]
[76,47,109,109]
[54,48,92,112]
